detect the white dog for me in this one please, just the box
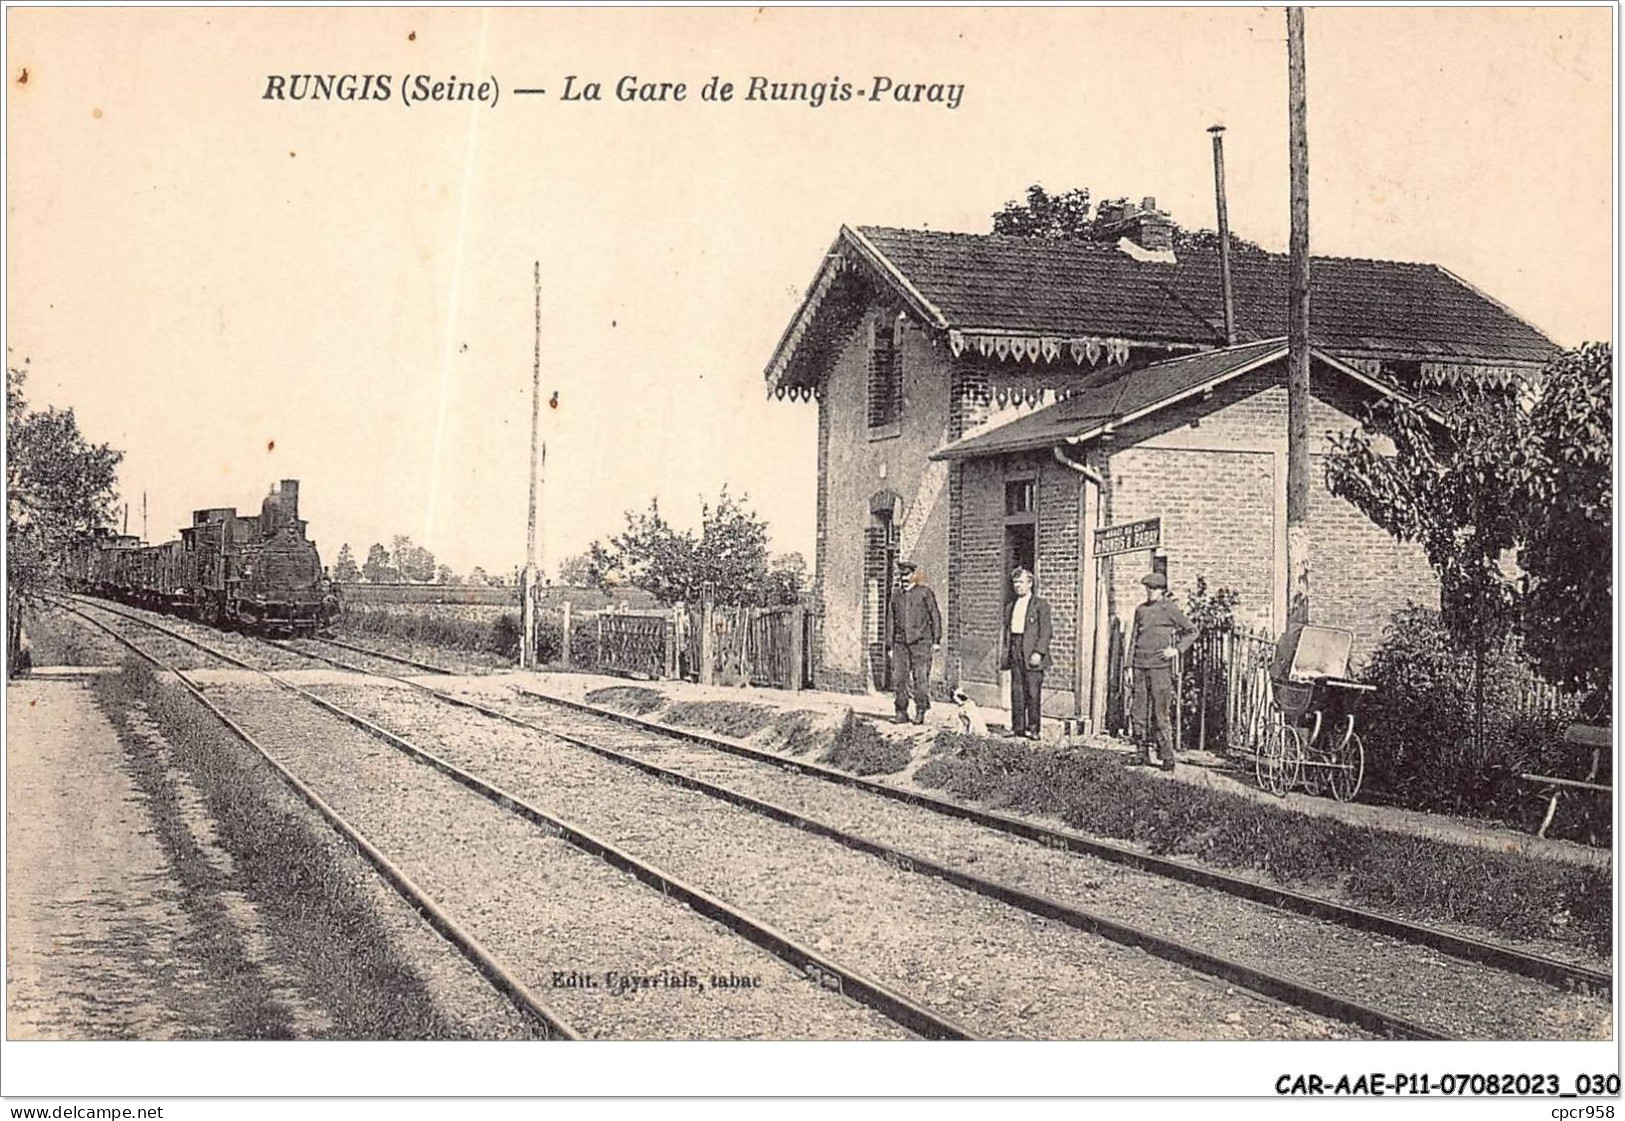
[951,687,990,737]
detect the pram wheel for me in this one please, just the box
[1260,719,1303,797]
[1327,729,1365,802]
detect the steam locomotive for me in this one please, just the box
[66,479,339,634]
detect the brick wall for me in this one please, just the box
[814,305,954,692]
[952,357,1442,716]
[1308,453,1439,656]
[1105,445,1276,632]
[1095,360,1437,665]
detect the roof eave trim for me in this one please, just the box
[932,430,1084,461]
[763,232,849,389]
[1314,350,1449,427]
[934,340,1303,462]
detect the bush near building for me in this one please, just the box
[1357,607,1594,840]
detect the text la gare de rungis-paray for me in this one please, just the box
[262,72,967,111]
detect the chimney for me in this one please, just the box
[1093,197,1173,252]
[279,479,300,520]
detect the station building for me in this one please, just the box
[764,207,1557,728]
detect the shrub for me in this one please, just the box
[1179,576,1241,748]
[1357,607,1594,839]
[534,615,563,664]
[662,701,775,739]
[586,685,666,716]
[821,712,910,775]
[338,604,521,660]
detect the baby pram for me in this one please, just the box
[1255,623,1372,800]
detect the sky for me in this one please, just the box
[7,7,1613,579]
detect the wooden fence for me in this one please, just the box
[537,600,814,690]
[1105,621,1279,756]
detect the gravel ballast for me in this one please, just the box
[312,680,1361,1040]
[195,677,910,1041]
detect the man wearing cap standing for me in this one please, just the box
[1129,572,1197,770]
[886,562,941,725]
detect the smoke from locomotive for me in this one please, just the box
[66,479,339,634]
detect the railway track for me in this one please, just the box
[55,598,966,1040]
[512,681,1614,997]
[55,601,579,1040]
[60,597,1611,1039]
[277,626,1610,999]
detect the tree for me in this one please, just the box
[992,185,1094,238]
[389,535,436,583]
[466,566,489,587]
[764,551,808,606]
[7,361,123,673]
[1325,345,1613,732]
[992,183,1265,253]
[586,487,786,606]
[332,543,360,583]
[556,551,594,587]
[1510,343,1612,705]
[588,497,695,603]
[362,542,393,583]
[436,564,460,586]
[1326,379,1522,749]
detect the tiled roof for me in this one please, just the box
[932,340,1412,460]
[853,226,1558,365]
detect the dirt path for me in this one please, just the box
[6,672,229,1038]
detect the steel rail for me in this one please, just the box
[304,635,455,676]
[63,594,1612,998]
[400,681,1445,1038]
[511,683,1613,999]
[63,597,973,1041]
[185,612,1441,1038]
[54,601,580,1041]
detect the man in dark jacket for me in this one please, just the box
[1128,572,1197,770]
[1000,567,1053,740]
[885,561,941,724]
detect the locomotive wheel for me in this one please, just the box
[1328,730,1365,802]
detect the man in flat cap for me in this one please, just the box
[885,561,941,725]
[1128,571,1196,770]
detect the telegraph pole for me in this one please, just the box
[521,260,543,668]
[1286,6,1311,624]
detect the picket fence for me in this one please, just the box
[536,600,815,691]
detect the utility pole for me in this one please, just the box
[142,492,148,542]
[521,260,543,669]
[1286,6,1311,624]
[1208,124,1238,346]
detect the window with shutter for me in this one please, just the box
[867,315,903,431]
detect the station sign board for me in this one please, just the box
[1093,516,1162,558]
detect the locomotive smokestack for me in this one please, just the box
[1208,124,1238,346]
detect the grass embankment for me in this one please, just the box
[337,604,521,661]
[917,732,1612,957]
[584,682,1609,956]
[587,687,908,775]
[95,659,539,1039]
